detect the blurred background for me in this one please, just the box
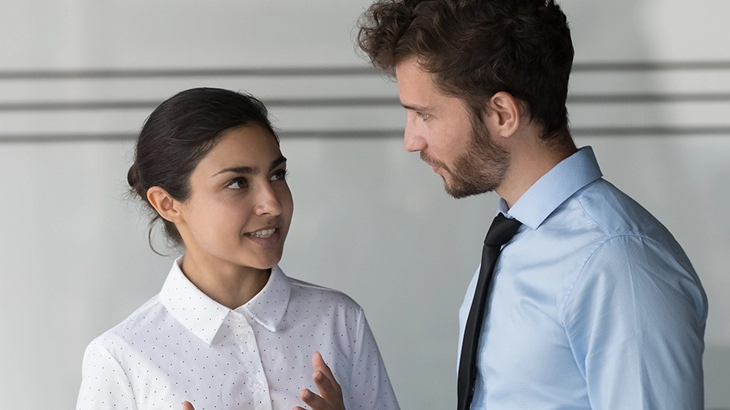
[0,0,728,408]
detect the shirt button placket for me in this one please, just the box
[236,312,272,410]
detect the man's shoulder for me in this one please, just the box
[565,178,667,238]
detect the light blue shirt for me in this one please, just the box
[458,146,708,409]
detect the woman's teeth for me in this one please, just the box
[248,228,276,238]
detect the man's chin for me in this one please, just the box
[444,180,493,199]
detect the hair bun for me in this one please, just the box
[127,163,144,197]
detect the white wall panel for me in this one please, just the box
[0,1,728,409]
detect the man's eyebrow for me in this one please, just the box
[212,155,287,177]
[401,103,430,112]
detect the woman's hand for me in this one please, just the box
[182,351,344,410]
[294,351,345,410]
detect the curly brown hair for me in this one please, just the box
[357,0,574,141]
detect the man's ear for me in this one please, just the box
[484,91,522,138]
[146,186,183,223]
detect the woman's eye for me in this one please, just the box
[271,169,289,181]
[227,178,247,189]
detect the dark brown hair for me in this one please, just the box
[357,0,574,140]
[127,87,278,248]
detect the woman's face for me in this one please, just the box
[175,124,293,275]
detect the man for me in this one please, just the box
[357,0,708,409]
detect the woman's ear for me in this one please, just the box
[484,91,521,138]
[146,186,182,223]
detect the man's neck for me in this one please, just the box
[496,134,576,209]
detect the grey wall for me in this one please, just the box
[0,0,728,409]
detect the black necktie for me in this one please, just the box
[457,213,522,410]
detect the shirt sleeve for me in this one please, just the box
[348,308,401,410]
[563,234,707,410]
[76,338,137,410]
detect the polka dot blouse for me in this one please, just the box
[76,259,400,410]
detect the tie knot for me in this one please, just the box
[484,213,522,247]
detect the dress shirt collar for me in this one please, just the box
[500,146,603,229]
[159,258,292,345]
[234,263,291,333]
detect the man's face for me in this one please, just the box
[395,58,510,198]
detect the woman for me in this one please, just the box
[77,87,399,410]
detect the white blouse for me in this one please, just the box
[77,260,399,410]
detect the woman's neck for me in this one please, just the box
[180,253,271,309]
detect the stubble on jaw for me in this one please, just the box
[442,121,510,199]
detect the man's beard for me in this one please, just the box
[425,120,510,199]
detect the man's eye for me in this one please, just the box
[417,112,431,120]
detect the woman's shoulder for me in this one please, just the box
[288,277,363,312]
[87,294,165,348]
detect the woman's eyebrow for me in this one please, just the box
[269,156,287,171]
[212,165,257,177]
[212,156,287,177]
